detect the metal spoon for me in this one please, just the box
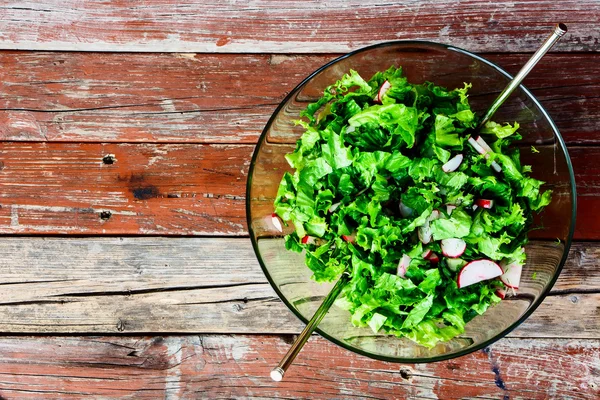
[477,23,567,129]
[270,23,567,382]
[270,272,350,382]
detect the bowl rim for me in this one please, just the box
[246,40,577,363]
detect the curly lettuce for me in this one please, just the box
[273,66,551,348]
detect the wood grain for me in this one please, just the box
[0,142,251,235]
[0,52,597,144]
[0,52,317,143]
[0,335,597,399]
[0,1,596,396]
[0,1,598,53]
[0,142,590,237]
[0,237,595,335]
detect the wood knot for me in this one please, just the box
[446,362,461,370]
[133,186,160,200]
[281,335,296,345]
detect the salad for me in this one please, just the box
[272,66,551,348]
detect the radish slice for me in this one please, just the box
[446,204,456,215]
[475,136,493,153]
[495,288,506,299]
[457,259,503,288]
[468,137,502,172]
[271,213,283,233]
[399,202,413,218]
[428,252,440,264]
[476,199,494,209]
[422,249,439,263]
[490,161,502,172]
[418,224,432,244]
[301,235,316,245]
[418,210,441,244]
[397,254,411,277]
[468,137,486,155]
[442,154,463,173]
[441,238,466,258]
[377,80,391,103]
[446,258,466,272]
[329,202,341,213]
[341,233,356,243]
[500,261,522,289]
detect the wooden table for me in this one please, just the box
[0,1,598,398]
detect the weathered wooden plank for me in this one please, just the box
[0,1,598,53]
[494,54,600,146]
[0,238,595,336]
[0,143,591,236]
[0,142,251,235]
[0,52,322,143]
[0,335,597,399]
[0,52,597,144]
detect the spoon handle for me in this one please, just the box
[271,272,351,382]
[477,23,567,129]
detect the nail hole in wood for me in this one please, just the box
[102,154,116,165]
[99,211,112,220]
[281,335,295,345]
[399,368,412,380]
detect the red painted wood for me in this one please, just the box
[0,143,591,237]
[0,2,597,397]
[0,335,596,399]
[0,143,251,235]
[0,52,597,144]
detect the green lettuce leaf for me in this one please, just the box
[480,121,520,138]
[402,294,434,329]
[431,210,473,240]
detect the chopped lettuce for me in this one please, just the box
[480,121,520,139]
[431,210,472,240]
[273,67,551,348]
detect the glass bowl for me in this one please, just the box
[246,41,576,362]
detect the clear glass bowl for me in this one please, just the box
[246,41,576,362]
